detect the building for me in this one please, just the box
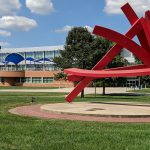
[121,49,142,88]
[0,45,137,87]
[0,46,73,87]
[121,49,135,63]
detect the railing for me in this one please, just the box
[0,65,59,71]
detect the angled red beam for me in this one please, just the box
[65,19,143,102]
[121,3,150,52]
[145,11,150,25]
[140,18,150,47]
[93,25,150,66]
[121,3,139,24]
[140,11,150,48]
[67,64,147,82]
[92,19,142,69]
[65,68,150,78]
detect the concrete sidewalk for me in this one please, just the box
[0,87,129,94]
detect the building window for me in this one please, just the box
[26,52,34,58]
[0,53,7,62]
[15,77,32,83]
[21,78,26,83]
[18,52,25,58]
[25,77,31,83]
[15,78,21,83]
[34,51,43,59]
[1,77,4,83]
[32,77,42,83]
[43,77,53,83]
[45,51,54,59]
[54,50,61,57]
[0,77,3,83]
[45,64,54,70]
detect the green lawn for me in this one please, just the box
[0,92,150,150]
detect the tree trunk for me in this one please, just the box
[81,89,84,98]
[102,80,106,95]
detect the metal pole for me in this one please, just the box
[95,84,96,97]
[25,52,26,71]
[138,77,141,89]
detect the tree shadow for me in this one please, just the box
[90,101,150,107]
[84,93,145,100]
[107,93,145,96]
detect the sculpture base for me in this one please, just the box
[41,102,150,118]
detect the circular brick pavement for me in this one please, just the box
[9,104,150,123]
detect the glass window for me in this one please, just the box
[25,77,31,83]
[21,78,25,83]
[26,52,34,58]
[0,54,3,61]
[32,77,42,83]
[0,53,8,61]
[45,64,54,71]
[45,51,54,59]
[18,52,25,57]
[43,77,53,83]
[1,77,4,83]
[15,77,31,83]
[54,50,61,57]
[15,78,21,83]
[34,51,43,59]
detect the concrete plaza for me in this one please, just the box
[0,87,129,94]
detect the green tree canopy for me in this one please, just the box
[91,36,128,69]
[54,27,94,70]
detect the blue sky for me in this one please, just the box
[0,0,149,48]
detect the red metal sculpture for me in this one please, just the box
[64,3,150,102]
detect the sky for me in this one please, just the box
[0,0,150,48]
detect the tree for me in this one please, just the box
[54,27,94,97]
[54,72,67,81]
[54,27,94,70]
[91,36,114,67]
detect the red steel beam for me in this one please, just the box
[121,3,150,52]
[65,19,143,102]
[67,64,147,82]
[93,25,150,67]
[65,68,150,78]
[65,3,150,103]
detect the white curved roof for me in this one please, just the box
[0,45,64,53]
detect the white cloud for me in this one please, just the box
[26,0,54,15]
[104,0,150,15]
[0,30,11,37]
[0,42,10,47]
[55,25,93,33]
[55,25,73,33]
[0,16,37,31]
[84,25,93,33]
[0,0,21,16]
